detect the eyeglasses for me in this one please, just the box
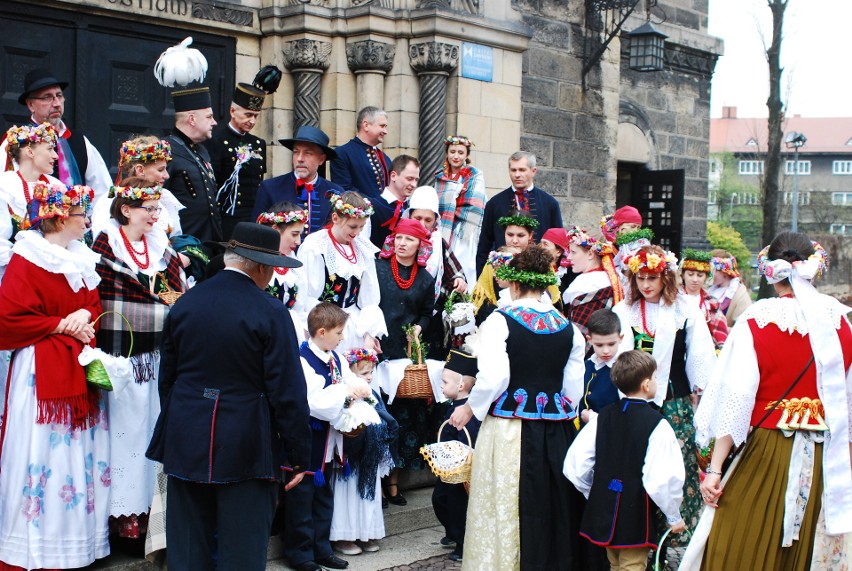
[134,206,162,215]
[68,213,88,218]
[29,93,65,103]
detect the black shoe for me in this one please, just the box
[382,495,388,509]
[384,483,407,506]
[317,554,349,569]
[294,562,323,571]
[448,552,463,562]
[440,536,456,548]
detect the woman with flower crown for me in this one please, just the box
[90,176,186,546]
[684,232,852,570]
[679,249,728,350]
[611,244,716,550]
[562,227,624,336]
[0,183,112,570]
[449,245,586,570]
[297,191,387,353]
[256,200,310,341]
[433,136,486,288]
[706,249,752,328]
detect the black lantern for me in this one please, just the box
[629,21,667,72]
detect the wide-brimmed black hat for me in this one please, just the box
[19,69,69,105]
[218,222,302,268]
[278,125,336,160]
[233,83,266,112]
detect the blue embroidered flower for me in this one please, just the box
[59,475,84,510]
[22,464,51,527]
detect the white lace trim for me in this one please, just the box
[311,229,378,281]
[100,220,169,277]
[739,296,848,335]
[0,171,62,216]
[14,230,101,292]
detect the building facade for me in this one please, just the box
[1,0,721,250]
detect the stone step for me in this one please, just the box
[85,486,441,570]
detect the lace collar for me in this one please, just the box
[100,219,170,277]
[13,230,100,292]
[739,296,849,335]
[315,229,378,280]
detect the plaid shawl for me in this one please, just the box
[696,289,728,349]
[569,286,614,336]
[440,239,466,299]
[435,163,486,247]
[92,232,186,378]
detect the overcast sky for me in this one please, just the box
[707,0,852,119]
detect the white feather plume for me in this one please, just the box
[154,37,208,88]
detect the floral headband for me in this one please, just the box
[108,185,162,201]
[24,183,94,229]
[680,248,712,273]
[568,227,616,257]
[487,250,514,269]
[444,135,474,147]
[343,348,379,366]
[624,249,678,275]
[118,140,172,168]
[494,264,558,288]
[498,214,539,231]
[330,194,374,219]
[256,209,308,227]
[5,123,57,152]
[599,214,618,242]
[615,228,655,248]
[757,241,828,283]
[710,255,740,278]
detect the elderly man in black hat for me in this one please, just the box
[0,68,111,199]
[205,68,281,239]
[163,86,223,243]
[147,221,311,571]
[253,125,343,235]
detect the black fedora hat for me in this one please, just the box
[218,222,302,268]
[278,125,336,160]
[19,69,69,105]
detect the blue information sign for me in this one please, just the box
[461,42,493,83]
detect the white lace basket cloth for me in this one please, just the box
[420,420,474,484]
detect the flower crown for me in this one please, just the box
[600,214,619,242]
[343,348,379,366]
[118,139,172,169]
[5,123,57,151]
[494,264,558,288]
[498,214,539,231]
[256,209,308,227]
[329,194,374,219]
[680,248,712,273]
[615,228,655,247]
[487,250,514,269]
[24,183,94,229]
[108,185,162,201]
[624,249,678,275]
[567,227,616,257]
[710,255,739,278]
[444,135,473,147]
[757,241,828,280]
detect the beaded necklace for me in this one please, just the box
[120,226,150,270]
[16,171,49,203]
[640,298,655,337]
[329,229,357,264]
[391,256,417,289]
[274,267,290,276]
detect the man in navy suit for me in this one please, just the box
[147,223,311,571]
[368,154,420,249]
[253,126,343,234]
[475,151,564,274]
[330,106,391,200]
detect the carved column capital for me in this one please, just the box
[408,41,459,76]
[346,40,396,75]
[282,39,332,72]
[416,0,451,7]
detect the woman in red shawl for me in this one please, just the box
[0,182,111,570]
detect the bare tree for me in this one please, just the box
[758,0,788,299]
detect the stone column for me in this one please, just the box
[282,39,332,129]
[409,41,459,176]
[346,40,396,111]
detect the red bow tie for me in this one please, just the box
[296,179,314,192]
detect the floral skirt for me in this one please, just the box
[660,396,702,547]
[0,347,111,569]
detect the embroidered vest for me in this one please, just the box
[581,399,663,548]
[490,306,577,421]
[632,326,690,400]
[322,263,361,309]
[299,342,343,477]
[578,361,620,417]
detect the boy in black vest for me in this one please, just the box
[283,303,372,571]
[431,349,481,562]
[564,350,686,571]
[578,309,623,428]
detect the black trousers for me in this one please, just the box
[165,476,278,571]
[432,480,469,555]
[282,470,334,565]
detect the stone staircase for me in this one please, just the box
[87,475,443,570]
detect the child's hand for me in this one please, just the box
[348,380,372,400]
[580,409,591,423]
[669,520,687,534]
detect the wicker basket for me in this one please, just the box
[420,420,474,485]
[157,273,183,305]
[86,311,133,391]
[396,342,433,399]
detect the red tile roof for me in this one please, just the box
[710,108,852,155]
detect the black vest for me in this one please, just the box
[490,306,577,421]
[632,326,690,400]
[580,399,664,548]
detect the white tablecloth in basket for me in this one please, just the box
[373,358,446,404]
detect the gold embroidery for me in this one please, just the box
[766,397,827,431]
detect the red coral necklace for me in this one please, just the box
[274,267,289,276]
[329,229,357,264]
[120,226,150,270]
[17,171,49,203]
[640,298,655,337]
[391,256,417,290]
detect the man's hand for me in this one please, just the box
[452,278,467,294]
[285,471,306,491]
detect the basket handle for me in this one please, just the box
[91,310,134,358]
[437,419,471,446]
[406,336,424,364]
